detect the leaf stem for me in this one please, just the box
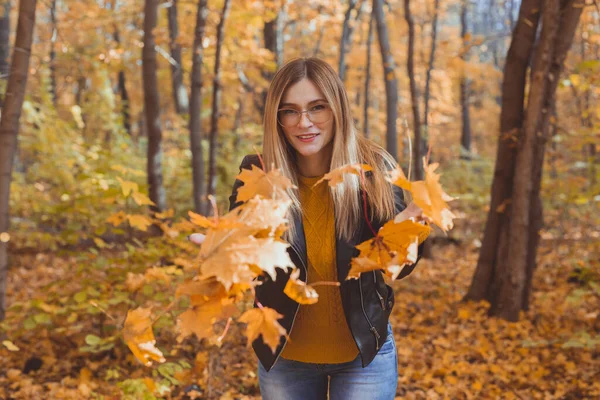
[310,281,341,287]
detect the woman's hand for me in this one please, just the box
[188,233,206,245]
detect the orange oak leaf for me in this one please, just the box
[235,165,294,203]
[314,164,373,187]
[122,307,165,366]
[283,269,319,305]
[239,307,286,353]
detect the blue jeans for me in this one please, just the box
[258,324,398,400]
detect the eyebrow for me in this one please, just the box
[279,99,327,108]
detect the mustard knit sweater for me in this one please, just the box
[281,174,359,363]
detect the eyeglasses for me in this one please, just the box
[277,103,333,127]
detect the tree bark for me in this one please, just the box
[261,7,284,115]
[0,0,37,322]
[363,8,374,138]
[373,0,398,160]
[339,0,362,82]
[143,0,166,212]
[459,0,472,157]
[189,0,208,214]
[423,0,439,130]
[206,0,231,210]
[49,0,57,105]
[167,0,189,114]
[464,0,541,303]
[0,0,9,108]
[113,27,131,135]
[404,0,423,180]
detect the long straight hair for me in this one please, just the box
[262,57,396,243]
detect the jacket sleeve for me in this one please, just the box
[228,155,249,212]
[392,184,426,280]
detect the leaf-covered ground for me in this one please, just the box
[1,233,598,399]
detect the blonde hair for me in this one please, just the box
[262,57,396,243]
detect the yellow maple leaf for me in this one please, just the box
[132,192,155,206]
[144,267,171,284]
[283,269,319,305]
[117,177,138,197]
[314,164,373,187]
[188,211,217,228]
[127,214,153,231]
[122,307,165,366]
[239,307,286,353]
[235,165,294,203]
[386,165,412,191]
[106,211,127,227]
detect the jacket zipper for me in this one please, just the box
[359,276,380,350]
[373,271,386,310]
[271,242,307,367]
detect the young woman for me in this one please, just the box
[195,57,422,399]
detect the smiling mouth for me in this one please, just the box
[297,133,319,139]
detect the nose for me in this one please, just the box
[297,112,313,128]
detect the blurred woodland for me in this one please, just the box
[0,0,598,398]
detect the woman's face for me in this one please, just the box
[278,78,335,160]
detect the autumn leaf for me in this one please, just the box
[125,272,145,292]
[283,269,319,305]
[106,211,127,226]
[314,163,373,187]
[410,160,456,232]
[127,214,153,231]
[176,298,238,342]
[235,165,294,202]
[122,308,165,366]
[239,307,286,353]
[200,236,294,290]
[386,165,412,191]
[116,177,138,197]
[348,220,430,279]
[188,211,217,228]
[132,191,155,206]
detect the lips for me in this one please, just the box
[296,133,319,142]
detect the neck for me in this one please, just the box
[296,143,333,177]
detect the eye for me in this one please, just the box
[310,104,326,111]
[279,109,297,115]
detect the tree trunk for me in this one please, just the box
[206,0,231,211]
[363,8,374,138]
[459,0,472,158]
[373,0,398,160]
[0,0,10,109]
[261,8,284,115]
[0,0,37,322]
[189,0,208,215]
[423,0,439,130]
[49,0,57,105]
[114,29,131,135]
[167,0,189,115]
[339,0,359,82]
[465,0,584,321]
[464,0,541,304]
[404,0,423,180]
[143,0,166,212]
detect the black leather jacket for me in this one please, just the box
[228,154,423,372]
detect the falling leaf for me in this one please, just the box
[314,164,373,187]
[283,269,319,305]
[176,298,238,342]
[122,307,166,366]
[235,165,294,202]
[239,307,286,353]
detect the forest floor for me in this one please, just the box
[1,191,599,400]
[1,234,598,400]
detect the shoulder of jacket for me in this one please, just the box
[239,154,263,170]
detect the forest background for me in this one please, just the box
[0,0,598,398]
